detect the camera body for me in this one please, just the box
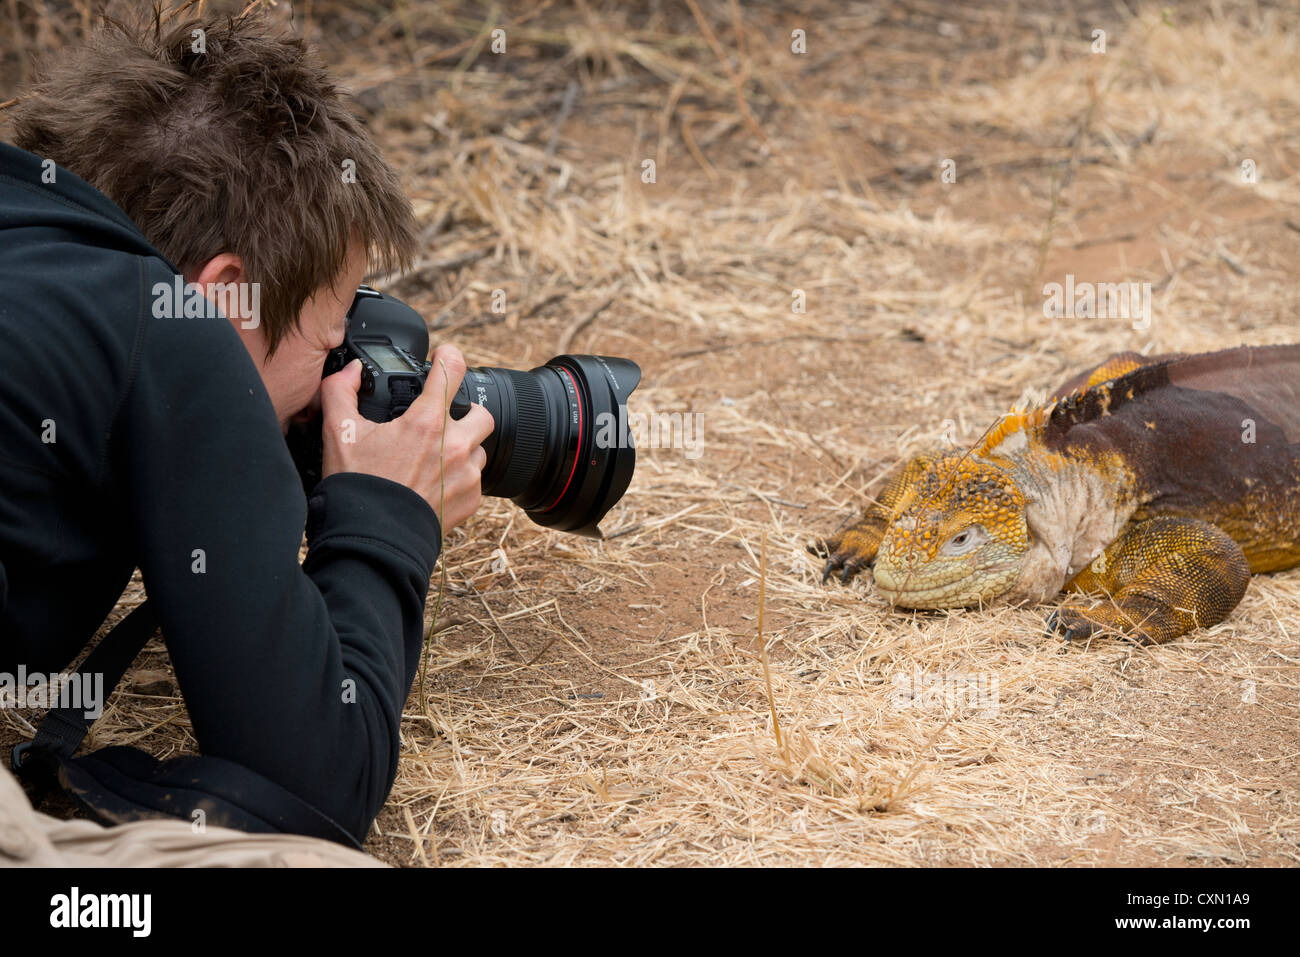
[322,285,437,421]
[323,286,641,538]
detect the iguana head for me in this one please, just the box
[872,454,1031,608]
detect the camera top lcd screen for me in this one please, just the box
[365,343,417,374]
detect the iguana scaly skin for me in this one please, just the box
[816,344,1300,644]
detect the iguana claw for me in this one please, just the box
[820,555,863,584]
[1045,608,1089,644]
[815,525,881,586]
[1048,604,1158,646]
[820,549,868,585]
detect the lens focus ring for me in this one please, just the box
[494,369,550,498]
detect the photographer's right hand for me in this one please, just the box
[320,345,495,531]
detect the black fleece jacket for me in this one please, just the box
[0,141,441,839]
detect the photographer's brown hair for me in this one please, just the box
[10,6,416,354]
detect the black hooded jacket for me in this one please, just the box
[0,141,440,839]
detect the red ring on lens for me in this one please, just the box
[541,366,582,512]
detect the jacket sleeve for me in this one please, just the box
[114,258,440,839]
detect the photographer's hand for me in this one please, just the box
[320,345,495,531]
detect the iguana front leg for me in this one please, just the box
[1049,516,1251,645]
[814,451,944,584]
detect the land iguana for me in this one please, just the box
[814,344,1300,643]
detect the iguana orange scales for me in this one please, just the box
[815,344,1300,644]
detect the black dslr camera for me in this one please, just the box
[321,286,640,538]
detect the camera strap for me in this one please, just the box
[10,601,363,849]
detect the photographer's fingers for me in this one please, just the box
[318,346,494,528]
[320,358,362,423]
[454,402,495,448]
[431,444,484,530]
[320,360,369,476]
[407,344,467,426]
[430,404,493,527]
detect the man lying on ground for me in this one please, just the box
[0,8,491,842]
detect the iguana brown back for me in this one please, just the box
[815,344,1300,644]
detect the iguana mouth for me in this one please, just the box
[873,557,1022,609]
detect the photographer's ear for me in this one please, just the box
[188,253,261,342]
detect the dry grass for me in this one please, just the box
[2,0,1298,866]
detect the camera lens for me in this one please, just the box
[338,288,641,538]
[449,355,641,538]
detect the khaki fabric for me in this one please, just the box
[0,762,386,868]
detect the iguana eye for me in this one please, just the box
[941,525,987,556]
